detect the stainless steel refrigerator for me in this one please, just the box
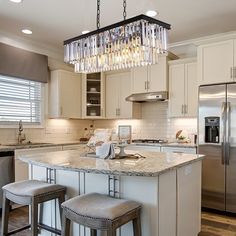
[199,83,236,213]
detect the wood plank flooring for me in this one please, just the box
[1,207,236,235]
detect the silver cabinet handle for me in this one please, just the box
[118,108,121,116]
[147,81,150,90]
[60,106,63,116]
[231,67,234,79]
[181,105,184,114]
[145,81,147,90]
[185,104,188,114]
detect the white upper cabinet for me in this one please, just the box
[106,72,141,119]
[131,56,169,94]
[198,40,234,85]
[169,64,185,117]
[131,67,148,94]
[148,56,168,92]
[49,70,81,118]
[185,62,198,117]
[169,59,198,118]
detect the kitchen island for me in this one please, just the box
[19,147,203,236]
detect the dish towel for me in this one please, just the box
[96,142,116,159]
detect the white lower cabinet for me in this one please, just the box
[62,144,85,151]
[29,160,201,236]
[15,146,63,182]
[125,145,161,152]
[161,146,197,154]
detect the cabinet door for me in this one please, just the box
[15,146,62,182]
[131,67,148,94]
[234,40,236,80]
[119,72,133,118]
[148,56,167,92]
[198,40,234,85]
[59,71,81,118]
[185,62,198,117]
[169,64,185,117]
[161,146,197,154]
[106,74,120,118]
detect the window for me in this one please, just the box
[0,75,43,125]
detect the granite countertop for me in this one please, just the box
[129,142,197,148]
[19,148,204,177]
[0,141,84,152]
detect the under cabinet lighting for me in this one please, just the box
[9,0,23,3]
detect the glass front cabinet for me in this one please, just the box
[82,73,105,119]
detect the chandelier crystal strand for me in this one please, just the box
[64,11,170,73]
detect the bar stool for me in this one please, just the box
[61,193,142,236]
[1,180,66,236]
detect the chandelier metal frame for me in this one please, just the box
[64,0,171,73]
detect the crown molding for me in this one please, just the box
[169,31,236,49]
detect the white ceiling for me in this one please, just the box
[0,0,236,51]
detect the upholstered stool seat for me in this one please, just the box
[1,180,66,236]
[61,193,142,236]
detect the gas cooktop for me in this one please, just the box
[132,139,167,144]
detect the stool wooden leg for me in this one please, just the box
[31,200,38,236]
[107,229,116,236]
[1,193,10,236]
[90,229,97,236]
[61,213,70,236]
[133,214,141,236]
[58,192,65,224]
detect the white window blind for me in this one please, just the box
[0,75,43,124]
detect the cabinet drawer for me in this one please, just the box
[161,146,197,154]
[125,145,161,152]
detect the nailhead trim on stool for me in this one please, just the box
[1,180,66,236]
[61,193,142,236]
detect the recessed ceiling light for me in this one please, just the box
[22,29,32,35]
[82,30,90,35]
[146,10,158,17]
[9,0,23,3]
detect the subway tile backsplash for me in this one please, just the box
[0,103,197,144]
[0,119,92,144]
[94,102,197,141]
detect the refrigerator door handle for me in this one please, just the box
[221,102,227,165]
[226,102,231,165]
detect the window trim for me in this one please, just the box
[0,78,45,129]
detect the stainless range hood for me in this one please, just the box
[126,91,168,102]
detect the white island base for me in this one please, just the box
[28,161,201,236]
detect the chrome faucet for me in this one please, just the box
[18,120,26,144]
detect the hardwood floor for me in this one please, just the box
[1,208,236,235]
[200,211,236,236]
[0,207,30,236]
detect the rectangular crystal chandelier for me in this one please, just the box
[64,15,171,73]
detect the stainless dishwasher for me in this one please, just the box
[0,151,14,210]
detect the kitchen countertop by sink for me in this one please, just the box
[0,141,84,152]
